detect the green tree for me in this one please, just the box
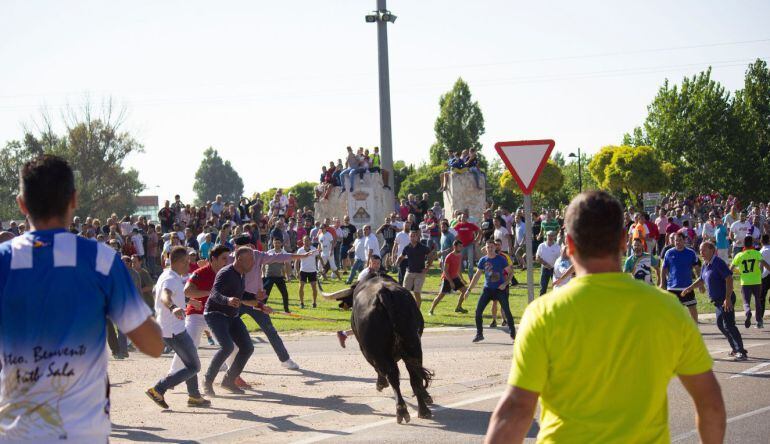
[486,159,520,211]
[287,181,316,211]
[733,59,770,200]
[500,161,564,203]
[193,147,244,205]
[640,68,741,194]
[0,103,144,219]
[392,160,413,198]
[398,164,445,204]
[590,145,669,205]
[429,78,486,167]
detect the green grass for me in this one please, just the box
[241,267,734,333]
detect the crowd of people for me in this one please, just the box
[1,154,762,443]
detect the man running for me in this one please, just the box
[318,223,341,281]
[485,191,724,443]
[296,235,320,308]
[168,245,230,377]
[731,236,770,329]
[535,231,560,296]
[464,238,516,343]
[146,246,211,408]
[661,232,701,323]
[428,240,468,315]
[682,241,747,360]
[0,156,162,442]
[624,238,660,285]
[396,230,432,307]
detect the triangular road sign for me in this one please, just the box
[494,139,555,195]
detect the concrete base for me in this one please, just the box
[442,172,487,223]
[314,172,394,229]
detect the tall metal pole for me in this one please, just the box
[577,147,582,193]
[524,194,534,303]
[376,0,394,189]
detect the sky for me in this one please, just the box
[2,0,769,203]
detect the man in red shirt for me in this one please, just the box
[169,245,230,375]
[428,240,468,315]
[454,213,481,279]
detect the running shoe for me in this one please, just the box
[454,307,468,314]
[489,320,497,328]
[472,334,484,343]
[145,387,169,409]
[203,380,216,396]
[312,303,317,308]
[757,321,764,329]
[502,319,508,327]
[221,380,245,395]
[207,336,216,346]
[187,396,212,407]
[234,376,251,389]
[281,358,300,370]
[745,312,752,328]
[337,331,347,348]
[734,352,748,361]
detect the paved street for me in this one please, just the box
[109,321,770,443]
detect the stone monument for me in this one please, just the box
[314,172,394,229]
[442,172,487,223]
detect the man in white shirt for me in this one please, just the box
[730,212,750,256]
[536,230,561,296]
[363,224,380,260]
[493,217,511,254]
[346,230,368,284]
[514,211,527,268]
[296,235,321,307]
[317,224,341,280]
[392,222,412,284]
[146,246,211,409]
[131,228,145,260]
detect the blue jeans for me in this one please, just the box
[540,267,554,296]
[469,167,484,188]
[239,304,290,363]
[461,244,476,280]
[204,312,254,384]
[475,287,515,337]
[715,293,746,353]
[348,168,367,190]
[346,259,365,284]
[332,171,342,187]
[339,168,353,190]
[334,243,342,270]
[155,331,201,396]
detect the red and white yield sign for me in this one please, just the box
[494,139,555,195]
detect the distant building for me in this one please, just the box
[135,195,159,221]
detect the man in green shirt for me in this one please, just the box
[485,191,724,444]
[731,236,770,329]
[538,210,560,242]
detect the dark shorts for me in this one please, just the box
[341,243,352,257]
[300,271,317,283]
[440,277,465,294]
[669,289,697,307]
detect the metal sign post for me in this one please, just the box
[523,194,534,303]
[494,139,556,305]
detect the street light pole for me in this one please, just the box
[367,0,395,190]
[569,148,583,193]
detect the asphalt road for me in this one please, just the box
[109,321,770,443]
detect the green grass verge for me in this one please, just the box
[241,267,732,333]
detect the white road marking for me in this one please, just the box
[290,390,506,444]
[729,362,770,379]
[671,405,770,442]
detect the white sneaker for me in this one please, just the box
[281,358,300,370]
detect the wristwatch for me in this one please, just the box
[168,303,178,312]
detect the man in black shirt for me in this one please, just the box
[480,208,495,242]
[204,247,272,395]
[397,230,432,307]
[376,216,397,264]
[339,215,357,271]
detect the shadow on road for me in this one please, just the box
[405,407,539,439]
[111,423,197,443]
[241,368,377,386]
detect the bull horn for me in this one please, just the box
[321,288,353,300]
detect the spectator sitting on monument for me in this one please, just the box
[369,146,390,190]
[464,148,485,190]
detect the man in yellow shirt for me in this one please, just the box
[485,191,725,444]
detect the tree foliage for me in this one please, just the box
[398,164,445,204]
[429,78,486,167]
[500,161,564,198]
[0,101,144,220]
[588,145,669,205]
[287,181,315,211]
[193,147,244,205]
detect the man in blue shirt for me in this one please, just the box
[682,241,747,360]
[0,156,162,442]
[714,217,730,263]
[463,238,515,343]
[661,232,701,322]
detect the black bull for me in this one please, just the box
[350,274,434,423]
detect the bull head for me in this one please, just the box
[321,288,353,300]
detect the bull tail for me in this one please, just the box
[376,291,434,389]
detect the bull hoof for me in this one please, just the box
[376,377,389,392]
[418,407,432,419]
[423,393,433,405]
[396,406,410,424]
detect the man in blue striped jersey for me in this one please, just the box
[0,155,163,443]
